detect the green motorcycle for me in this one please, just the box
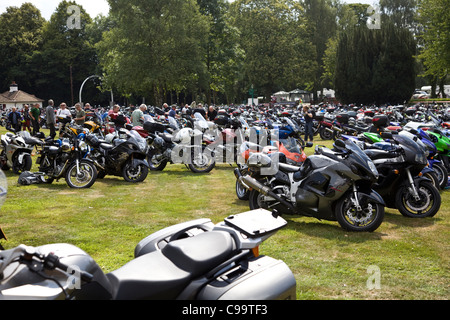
[426,128,450,172]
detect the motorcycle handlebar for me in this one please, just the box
[44,253,94,283]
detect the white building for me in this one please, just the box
[0,82,44,111]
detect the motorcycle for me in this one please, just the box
[0,131,40,174]
[235,137,312,201]
[0,208,297,300]
[34,124,97,188]
[85,128,149,183]
[146,116,215,173]
[361,132,441,218]
[235,139,385,232]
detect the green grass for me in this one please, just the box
[0,128,448,300]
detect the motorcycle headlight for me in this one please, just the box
[368,160,379,178]
[415,153,427,165]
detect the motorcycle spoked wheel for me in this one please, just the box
[335,194,385,232]
[395,181,441,218]
[12,154,32,174]
[122,161,149,183]
[65,160,98,189]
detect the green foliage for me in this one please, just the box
[335,23,417,105]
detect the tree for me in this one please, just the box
[97,0,210,106]
[28,1,97,105]
[417,0,450,97]
[335,23,417,105]
[0,3,46,92]
[229,0,317,101]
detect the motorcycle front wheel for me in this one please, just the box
[65,160,97,189]
[12,154,32,174]
[335,194,385,232]
[187,150,215,173]
[122,161,149,183]
[395,181,441,218]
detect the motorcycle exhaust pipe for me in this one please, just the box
[234,169,295,211]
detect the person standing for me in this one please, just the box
[74,103,86,126]
[46,99,57,139]
[22,105,32,133]
[303,105,315,143]
[131,104,146,126]
[8,107,22,133]
[30,103,41,135]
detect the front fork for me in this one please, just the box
[352,184,362,212]
[406,168,421,201]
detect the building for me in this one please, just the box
[0,82,44,111]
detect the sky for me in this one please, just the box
[0,0,378,21]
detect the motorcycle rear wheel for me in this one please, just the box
[65,160,97,189]
[335,195,385,232]
[188,151,215,173]
[395,181,441,218]
[148,154,168,171]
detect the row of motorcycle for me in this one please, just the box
[0,104,448,300]
[234,107,449,233]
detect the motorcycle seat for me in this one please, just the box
[160,133,174,143]
[106,231,236,300]
[24,137,43,146]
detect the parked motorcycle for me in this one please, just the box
[34,125,97,188]
[235,139,385,232]
[146,116,215,173]
[361,132,441,218]
[0,208,296,300]
[0,131,40,174]
[85,128,149,183]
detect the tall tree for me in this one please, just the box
[417,0,450,97]
[97,0,210,106]
[335,23,417,105]
[229,0,317,101]
[0,3,46,92]
[29,1,96,105]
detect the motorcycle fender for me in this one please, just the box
[357,190,385,207]
[132,158,149,168]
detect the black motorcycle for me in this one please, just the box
[235,139,385,232]
[85,129,149,183]
[361,132,441,218]
[35,126,97,189]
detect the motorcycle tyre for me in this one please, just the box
[395,181,441,218]
[148,154,168,171]
[12,154,32,174]
[187,151,215,174]
[122,161,149,183]
[335,195,384,232]
[236,180,250,200]
[65,160,97,189]
[319,127,333,140]
[422,171,440,190]
[431,162,448,190]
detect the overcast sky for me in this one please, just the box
[1,0,378,21]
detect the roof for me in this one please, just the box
[0,90,44,103]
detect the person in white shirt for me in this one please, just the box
[56,102,72,136]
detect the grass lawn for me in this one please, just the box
[0,127,448,300]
